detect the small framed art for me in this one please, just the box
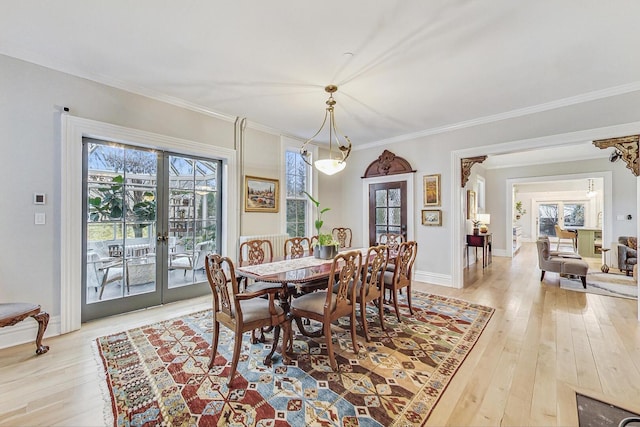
[244,175,279,213]
[422,209,442,226]
[467,190,477,219]
[423,174,441,207]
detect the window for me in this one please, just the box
[285,150,309,237]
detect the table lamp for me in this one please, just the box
[477,213,490,233]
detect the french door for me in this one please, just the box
[82,139,221,321]
[368,181,407,246]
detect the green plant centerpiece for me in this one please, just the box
[304,191,339,259]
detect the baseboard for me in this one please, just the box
[493,249,509,257]
[414,270,453,287]
[0,314,61,350]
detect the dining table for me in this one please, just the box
[235,247,370,350]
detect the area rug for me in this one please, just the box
[560,271,638,300]
[95,291,494,426]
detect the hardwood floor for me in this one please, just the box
[1,242,638,426]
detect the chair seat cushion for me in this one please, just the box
[235,298,284,323]
[291,291,335,315]
[561,259,589,276]
[0,303,40,323]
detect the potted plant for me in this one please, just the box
[471,219,481,235]
[515,201,527,220]
[304,191,339,259]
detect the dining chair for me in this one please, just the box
[290,249,363,371]
[309,235,319,248]
[239,238,278,342]
[205,253,290,385]
[378,232,405,273]
[355,244,388,341]
[378,233,404,252]
[383,241,418,322]
[554,224,577,252]
[332,227,352,248]
[284,237,310,259]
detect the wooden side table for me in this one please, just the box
[466,233,492,269]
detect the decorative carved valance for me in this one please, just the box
[362,149,416,178]
[593,135,639,177]
[461,156,487,187]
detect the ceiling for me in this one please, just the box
[2,1,640,155]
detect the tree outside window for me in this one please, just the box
[285,151,309,237]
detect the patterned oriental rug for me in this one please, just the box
[95,291,494,426]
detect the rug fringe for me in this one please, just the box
[91,338,115,427]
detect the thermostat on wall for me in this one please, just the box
[33,193,46,205]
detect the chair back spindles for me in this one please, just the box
[239,239,273,266]
[332,227,352,248]
[284,237,310,259]
[379,233,405,252]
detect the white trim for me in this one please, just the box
[414,270,452,287]
[451,120,640,289]
[61,115,237,333]
[361,172,415,248]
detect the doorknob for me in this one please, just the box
[157,232,168,243]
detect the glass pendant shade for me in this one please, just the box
[314,158,346,175]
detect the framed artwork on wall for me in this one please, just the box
[467,190,477,219]
[422,209,442,226]
[244,175,279,212]
[423,174,441,207]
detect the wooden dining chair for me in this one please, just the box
[383,241,418,322]
[239,239,273,267]
[332,227,352,248]
[290,249,363,371]
[205,254,290,385]
[309,235,319,248]
[355,244,388,341]
[284,237,310,259]
[378,232,404,252]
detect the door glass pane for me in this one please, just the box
[388,189,401,206]
[389,207,401,225]
[85,143,158,303]
[376,208,387,224]
[376,189,387,207]
[538,203,558,237]
[168,156,218,289]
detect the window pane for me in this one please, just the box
[376,208,387,225]
[376,189,387,207]
[389,208,401,225]
[564,204,585,227]
[388,189,400,207]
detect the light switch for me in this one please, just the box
[35,213,46,225]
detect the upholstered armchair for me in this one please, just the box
[617,236,638,276]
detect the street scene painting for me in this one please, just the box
[244,175,279,212]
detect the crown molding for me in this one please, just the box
[355,81,640,151]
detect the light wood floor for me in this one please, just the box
[1,242,639,426]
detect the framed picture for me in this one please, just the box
[467,190,477,219]
[422,209,442,226]
[423,174,441,207]
[244,175,279,213]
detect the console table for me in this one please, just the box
[467,233,492,269]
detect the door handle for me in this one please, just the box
[157,232,168,243]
